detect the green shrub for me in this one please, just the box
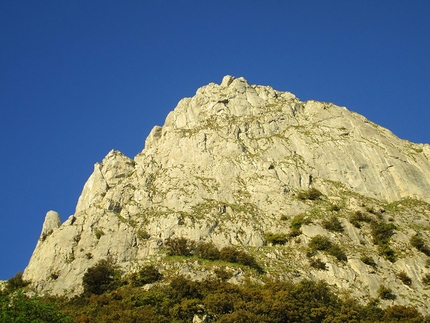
[329,204,341,212]
[397,271,412,286]
[130,265,162,287]
[377,244,396,263]
[165,237,196,256]
[349,211,372,228]
[265,232,288,245]
[377,285,396,300]
[290,214,310,229]
[328,244,347,261]
[371,220,396,262]
[168,276,202,301]
[288,228,302,238]
[0,291,72,323]
[82,258,121,295]
[95,228,105,240]
[382,305,423,322]
[410,235,430,256]
[309,258,327,270]
[219,246,239,263]
[219,247,262,272]
[422,273,430,285]
[371,221,395,245]
[137,229,151,240]
[308,235,346,261]
[297,188,323,201]
[361,255,377,267]
[196,242,220,260]
[6,272,29,292]
[322,216,344,232]
[214,267,232,281]
[308,235,332,251]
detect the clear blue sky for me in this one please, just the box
[1,1,429,280]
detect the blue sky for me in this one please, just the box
[1,1,429,280]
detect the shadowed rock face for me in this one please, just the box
[24,76,430,313]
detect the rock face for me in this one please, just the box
[24,76,430,312]
[40,211,61,239]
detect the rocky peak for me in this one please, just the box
[23,76,430,313]
[40,211,61,240]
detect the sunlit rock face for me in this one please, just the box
[24,76,430,313]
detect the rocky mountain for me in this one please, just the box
[23,76,430,313]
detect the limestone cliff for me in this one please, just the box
[24,76,430,312]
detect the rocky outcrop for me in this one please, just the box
[40,211,61,240]
[23,76,430,312]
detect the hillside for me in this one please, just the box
[22,76,430,315]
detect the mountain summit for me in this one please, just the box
[24,76,430,312]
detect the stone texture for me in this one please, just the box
[23,76,430,313]
[40,210,61,238]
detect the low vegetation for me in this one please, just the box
[349,210,372,228]
[3,274,427,322]
[297,187,323,201]
[370,220,397,262]
[377,285,396,300]
[165,237,197,257]
[410,234,430,256]
[308,235,347,261]
[361,255,377,268]
[309,257,327,270]
[82,258,121,295]
[397,271,412,286]
[264,232,288,245]
[290,214,310,229]
[164,237,263,272]
[322,216,344,232]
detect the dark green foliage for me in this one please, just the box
[422,273,430,285]
[308,235,347,261]
[361,255,377,267]
[371,220,397,262]
[309,258,327,270]
[264,232,288,245]
[219,246,241,263]
[195,242,220,260]
[290,214,308,229]
[322,216,344,232]
[371,220,396,245]
[94,228,105,240]
[377,285,396,300]
[168,276,202,301]
[82,258,121,295]
[382,305,423,322]
[130,265,162,287]
[297,187,323,200]
[329,204,341,212]
[0,291,72,323]
[377,243,396,262]
[44,276,427,323]
[410,234,430,256]
[6,271,29,292]
[350,210,372,228]
[214,267,233,281]
[328,244,348,261]
[308,235,332,251]
[288,228,302,237]
[359,298,385,321]
[165,237,196,256]
[219,247,262,272]
[397,271,412,286]
[137,229,151,240]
